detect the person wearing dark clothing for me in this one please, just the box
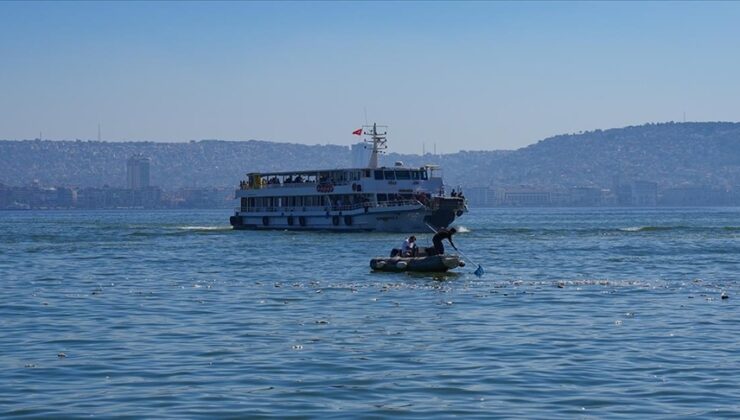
[432,227,457,255]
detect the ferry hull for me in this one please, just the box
[230,204,458,233]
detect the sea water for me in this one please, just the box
[0,208,738,418]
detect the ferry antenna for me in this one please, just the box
[363,122,389,168]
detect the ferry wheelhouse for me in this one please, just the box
[230,124,467,232]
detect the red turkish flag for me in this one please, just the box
[352,128,362,136]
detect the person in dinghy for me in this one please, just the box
[401,235,418,257]
[390,235,418,257]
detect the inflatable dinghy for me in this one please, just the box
[370,254,465,273]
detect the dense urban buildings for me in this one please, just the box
[0,153,231,210]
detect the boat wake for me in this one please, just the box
[619,226,682,232]
[177,226,232,232]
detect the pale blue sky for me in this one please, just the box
[1,1,739,153]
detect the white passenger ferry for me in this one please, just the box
[230,124,467,232]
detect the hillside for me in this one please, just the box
[495,122,740,189]
[1,122,739,190]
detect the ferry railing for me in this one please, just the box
[235,199,424,214]
[239,182,320,190]
[239,180,360,190]
[375,199,424,208]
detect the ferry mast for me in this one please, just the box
[363,123,388,168]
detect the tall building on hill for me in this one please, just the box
[126,154,150,190]
[351,143,371,168]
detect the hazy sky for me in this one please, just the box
[1,1,740,153]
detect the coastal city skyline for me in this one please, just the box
[3,121,740,210]
[2,2,740,153]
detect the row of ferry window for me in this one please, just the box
[373,170,428,181]
[244,194,373,208]
[242,192,424,208]
[250,169,428,186]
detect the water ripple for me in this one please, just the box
[0,209,738,417]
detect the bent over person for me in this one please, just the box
[432,228,457,255]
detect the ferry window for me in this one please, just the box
[383,170,395,180]
[411,171,420,180]
[364,170,371,178]
[374,170,383,180]
[421,170,428,180]
[396,170,410,180]
[377,194,388,202]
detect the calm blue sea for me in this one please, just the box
[0,208,738,418]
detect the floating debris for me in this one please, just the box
[57,352,67,358]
